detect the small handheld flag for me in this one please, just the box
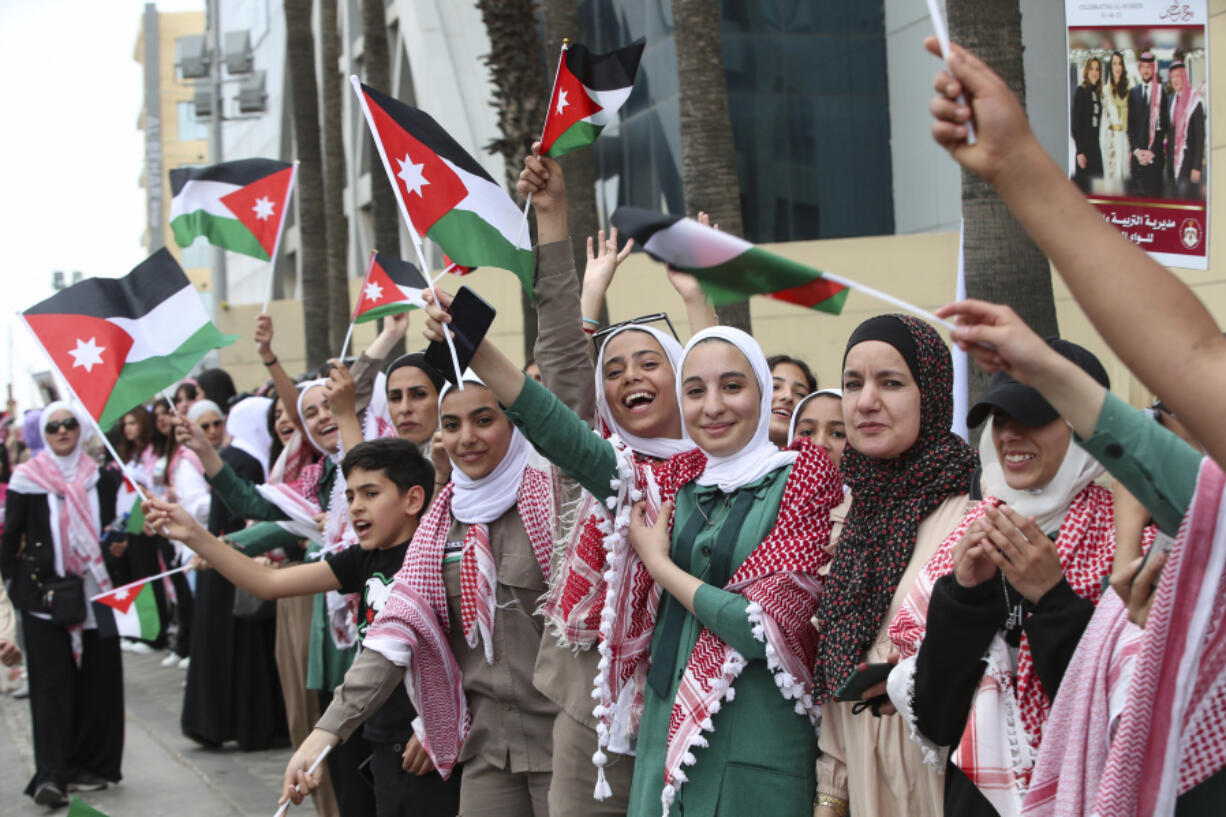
[539,39,645,158]
[442,254,476,276]
[93,579,162,642]
[170,159,296,261]
[353,252,428,324]
[351,79,534,298]
[21,249,237,430]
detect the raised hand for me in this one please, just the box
[952,516,998,589]
[324,359,357,420]
[255,313,276,363]
[174,415,212,456]
[143,498,206,546]
[978,505,1064,604]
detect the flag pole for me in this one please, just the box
[817,271,958,332]
[90,563,193,602]
[273,744,334,817]
[340,250,377,362]
[924,0,975,144]
[16,315,151,505]
[262,161,300,313]
[349,75,464,388]
[514,39,570,251]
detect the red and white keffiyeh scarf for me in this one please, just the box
[591,438,840,814]
[1020,591,1143,817]
[1092,457,1226,816]
[1170,70,1204,179]
[362,466,556,778]
[888,485,1120,816]
[10,450,112,663]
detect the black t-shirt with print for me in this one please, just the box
[325,540,415,744]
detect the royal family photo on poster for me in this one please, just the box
[1066,8,1209,268]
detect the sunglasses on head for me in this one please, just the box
[44,418,79,434]
[592,312,680,350]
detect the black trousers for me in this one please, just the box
[21,615,124,796]
[369,740,462,817]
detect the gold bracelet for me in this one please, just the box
[815,794,849,817]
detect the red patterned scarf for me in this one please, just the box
[889,485,1122,814]
[363,465,556,777]
[591,439,841,812]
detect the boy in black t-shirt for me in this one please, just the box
[145,438,461,817]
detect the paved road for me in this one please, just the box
[0,650,295,817]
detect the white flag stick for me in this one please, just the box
[338,322,355,363]
[818,271,958,332]
[90,563,193,603]
[514,40,569,252]
[273,744,334,817]
[263,161,301,313]
[925,0,976,144]
[349,75,464,389]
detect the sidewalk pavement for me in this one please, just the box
[0,650,297,817]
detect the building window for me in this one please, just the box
[178,101,208,141]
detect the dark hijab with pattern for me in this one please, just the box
[812,314,978,701]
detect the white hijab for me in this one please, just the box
[787,388,843,446]
[226,396,273,479]
[296,380,339,462]
[37,400,95,484]
[595,324,692,460]
[679,326,797,493]
[440,373,532,524]
[978,415,1105,534]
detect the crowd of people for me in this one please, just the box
[1071,49,1205,197]
[0,38,1223,817]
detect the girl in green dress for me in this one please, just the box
[422,296,843,817]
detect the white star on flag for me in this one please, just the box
[68,337,106,373]
[396,155,429,197]
[556,90,569,116]
[253,196,276,221]
[113,588,129,601]
[364,281,384,302]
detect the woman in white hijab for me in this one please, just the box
[1,401,126,806]
[417,297,843,817]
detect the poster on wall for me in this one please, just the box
[1066,1,1209,270]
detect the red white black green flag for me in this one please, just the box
[352,79,534,296]
[169,159,296,261]
[22,249,237,429]
[539,39,645,158]
[353,252,428,324]
[610,207,850,314]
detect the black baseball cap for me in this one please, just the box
[967,338,1110,428]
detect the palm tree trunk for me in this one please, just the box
[948,0,1058,410]
[672,0,750,333]
[360,0,405,358]
[540,1,604,321]
[284,0,330,370]
[320,0,350,354]
[475,0,549,361]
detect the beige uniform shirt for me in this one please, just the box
[816,494,973,817]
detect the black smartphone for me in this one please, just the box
[424,286,497,385]
[834,662,893,702]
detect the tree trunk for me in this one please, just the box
[475,0,548,361]
[948,0,1058,413]
[284,0,330,370]
[320,0,350,354]
[672,0,750,333]
[361,0,405,357]
[540,1,603,320]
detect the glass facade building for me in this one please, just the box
[578,0,894,243]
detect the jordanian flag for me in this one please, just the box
[353,79,534,297]
[442,254,475,276]
[610,207,850,314]
[169,159,295,261]
[93,581,161,641]
[22,249,237,429]
[540,39,644,158]
[354,252,428,324]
